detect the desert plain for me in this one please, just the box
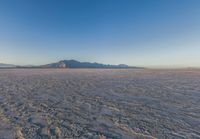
[0,69,200,139]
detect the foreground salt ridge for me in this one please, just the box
[0,69,200,139]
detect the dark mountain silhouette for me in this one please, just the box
[41,60,140,69]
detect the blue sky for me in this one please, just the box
[0,0,200,67]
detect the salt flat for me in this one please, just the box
[0,69,200,139]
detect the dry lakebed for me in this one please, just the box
[0,69,200,139]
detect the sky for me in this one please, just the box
[0,0,200,68]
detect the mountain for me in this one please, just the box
[41,60,141,69]
[0,60,143,69]
[0,63,16,68]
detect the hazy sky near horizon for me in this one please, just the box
[0,0,200,67]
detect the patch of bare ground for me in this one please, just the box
[0,69,200,138]
[15,127,25,139]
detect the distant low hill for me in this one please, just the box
[0,63,16,68]
[41,60,141,69]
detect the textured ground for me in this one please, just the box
[0,69,200,139]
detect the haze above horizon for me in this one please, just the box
[0,0,200,68]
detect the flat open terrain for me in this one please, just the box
[0,69,200,139]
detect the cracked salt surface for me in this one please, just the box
[0,69,200,139]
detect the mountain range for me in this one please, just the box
[41,60,137,69]
[1,60,142,69]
